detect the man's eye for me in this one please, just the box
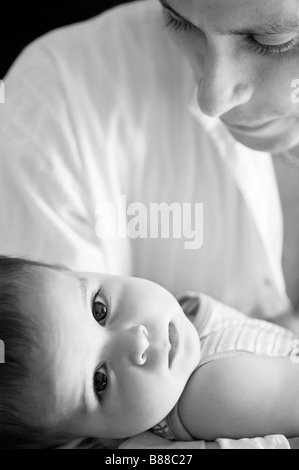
[163,9,195,33]
[94,365,108,401]
[92,295,108,324]
[245,35,297,57]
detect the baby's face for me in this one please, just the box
[25,267,201,440]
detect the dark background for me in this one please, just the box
[1,1,135,78]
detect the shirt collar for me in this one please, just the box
[187,86,289,316]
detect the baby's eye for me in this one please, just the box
[92,295,108,325]
[94,365,108,401]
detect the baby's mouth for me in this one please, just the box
[168,322,179,368]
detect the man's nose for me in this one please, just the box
[107,325,150,366]
[196,44,253,117]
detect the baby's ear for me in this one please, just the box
[177,292,201,318]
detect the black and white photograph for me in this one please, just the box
[1,0,299,451]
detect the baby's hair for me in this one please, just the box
[0,255,72,449]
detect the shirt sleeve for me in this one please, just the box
[0,43,106,271]
[216,435,290,449]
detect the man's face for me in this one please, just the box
[25,267,200,440]
[159,0,299,153]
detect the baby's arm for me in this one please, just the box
[178,355,299,441]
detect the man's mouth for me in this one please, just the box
[168,322,179,368]
[221,116,281,133]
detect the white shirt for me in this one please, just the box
[0,0,291,321]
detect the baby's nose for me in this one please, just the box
[113,325,150,366]
[132,325,149,365]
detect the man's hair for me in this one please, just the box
[0,255,72,449]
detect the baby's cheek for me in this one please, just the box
[196,338,202,363]
[193,335,201,370]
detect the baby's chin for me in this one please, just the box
[180,314,202,374]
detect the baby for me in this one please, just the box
[0,255,299,449]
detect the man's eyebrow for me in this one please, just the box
[158,0,299,36]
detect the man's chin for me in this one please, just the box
[228,128,299,155]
